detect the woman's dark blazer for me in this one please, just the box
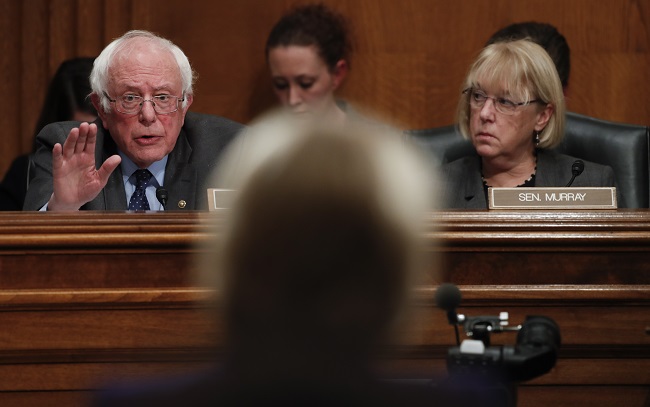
[439,149,621,209]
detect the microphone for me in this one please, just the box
[435,283,462,344]
[156,187,168,209]
[565,160,584,187]
[502,316,561,381]
[436,285,562,385]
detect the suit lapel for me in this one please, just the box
[164,129,197,210]
[535,150,564,188]
[460,156,488,208]
[102,165,126,209]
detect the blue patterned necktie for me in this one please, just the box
[128,169,153,211]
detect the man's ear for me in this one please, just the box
[331,59,349,90]
[180,94,193,126]
[90,93,109,129]
[183,93,193,111]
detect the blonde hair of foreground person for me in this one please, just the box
[199,112,439,371]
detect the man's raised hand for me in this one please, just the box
[48,122,121,210]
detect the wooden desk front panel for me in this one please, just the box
[0,212,207,289]
[3,210,650,288]
[0,211,648,406]
[432,210,650,285]
[0,287,646,407]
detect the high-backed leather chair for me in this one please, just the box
[405,112,650,208]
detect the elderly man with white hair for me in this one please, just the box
[25,30,243,211]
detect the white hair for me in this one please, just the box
[90,30,195,112]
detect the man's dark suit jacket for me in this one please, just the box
[23,111,243,211]
[439,149,622,209]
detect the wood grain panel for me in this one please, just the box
[0,392,94,407]
[49,0,76,71]
[0,362,214,392]
[20,0,49,153]
[0,285,644,405]
[76,0,106,56]
[0,211,646,405]
[0,309,215,351]
[0,252,196,289]
[518,386,650,407]
[0,0,23,176]
[103,0,133,40]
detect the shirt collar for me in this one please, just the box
[119,151,167,188]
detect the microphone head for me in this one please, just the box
[572,160,584,176]
[434,283,462,311]
[156,187,169,204]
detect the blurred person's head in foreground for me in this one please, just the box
[204,111,438,389]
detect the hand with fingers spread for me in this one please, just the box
[47,122,121,211]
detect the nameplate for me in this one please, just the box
[488,187,617,209]
[206,188,235,211]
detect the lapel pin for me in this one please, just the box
[178,200,187,209]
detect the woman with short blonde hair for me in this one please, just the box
[442,39,619,208]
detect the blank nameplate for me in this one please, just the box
[488,187,617,210]
[207,188,235,211]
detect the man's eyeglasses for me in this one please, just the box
[463,88,543,115]
[104,92,185,115]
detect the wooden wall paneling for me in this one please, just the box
[0,1,22,177]
[571,53,650,125]
[48,0,76,71]
[26,0,78,164]
[76,0,108,56]
[19,0,49,157]
[102,0,133,41]
[130,0,153,31]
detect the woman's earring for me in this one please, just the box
[534,130,540,147]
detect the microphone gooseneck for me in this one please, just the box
[565,160,585,187]
[156,187,168,209]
